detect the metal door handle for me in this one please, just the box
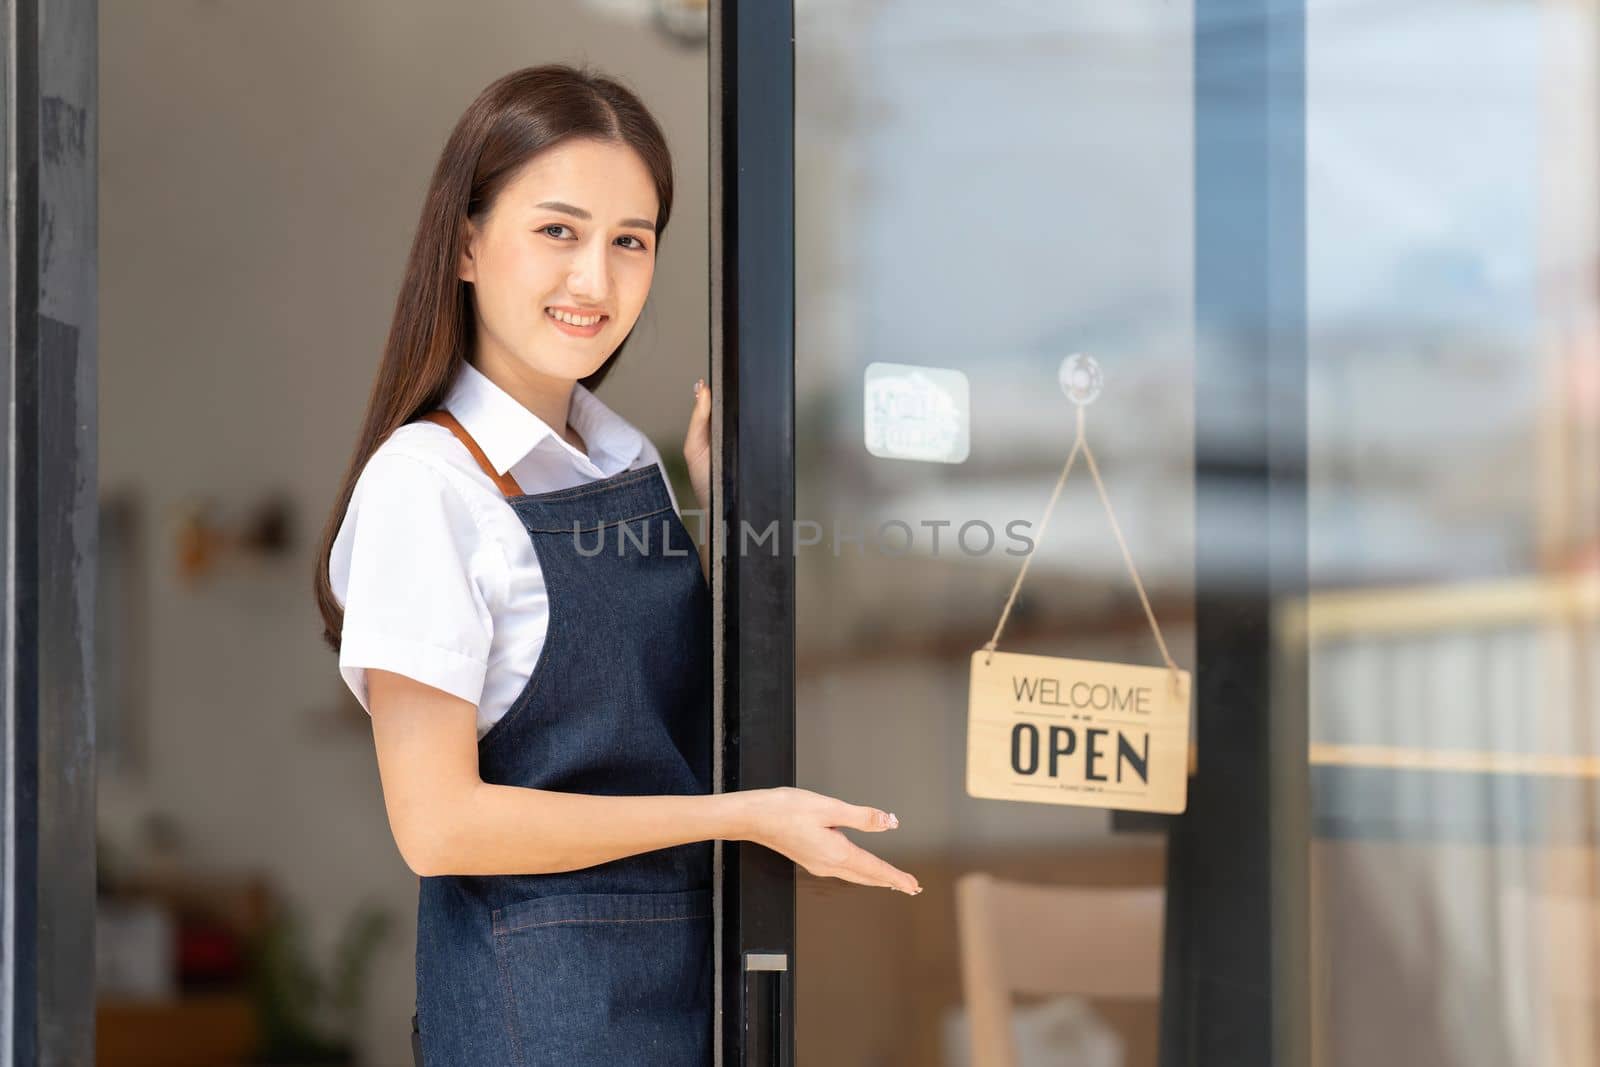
[743,951,791,1065]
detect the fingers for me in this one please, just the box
[836,839,921,896]
[837,802,898,833]
[764,790,922,895]
[684,378,711,456]
[821,804,920,895]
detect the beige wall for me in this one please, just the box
[97,3,706,1063]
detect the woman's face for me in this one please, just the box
[458,136,659,382]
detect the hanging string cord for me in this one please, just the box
[983,405,1180,678]
[982,414,1084,665]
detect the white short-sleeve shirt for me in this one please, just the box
[329,360,681,738]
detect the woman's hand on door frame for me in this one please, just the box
[738,786,922,895]
[682,377,712,583]
[683,377,711,514]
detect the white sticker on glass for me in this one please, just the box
[863,362,970,464]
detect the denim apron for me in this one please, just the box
[409,409,714,1067]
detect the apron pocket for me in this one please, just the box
[490,889,712,1067]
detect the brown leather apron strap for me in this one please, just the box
[418,409,525,497]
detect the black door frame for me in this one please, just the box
[710,1,796,1064]
[5,0,101,1063]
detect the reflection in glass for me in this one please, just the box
[1303,0,1600,1064]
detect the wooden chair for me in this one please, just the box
[955,872,1164,1067]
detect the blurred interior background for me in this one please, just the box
[92,0,1600,1065]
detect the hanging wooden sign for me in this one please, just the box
[967,355,1192,814]
[967,650,1190,813]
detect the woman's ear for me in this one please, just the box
[457,219,479,284]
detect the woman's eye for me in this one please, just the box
[538,225,646,250]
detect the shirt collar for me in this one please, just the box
[443,360,645,477]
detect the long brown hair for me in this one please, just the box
[313,64,675,652]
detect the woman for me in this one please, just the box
[312,65,920,1066]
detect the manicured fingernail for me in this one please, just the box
[888,813,899,828]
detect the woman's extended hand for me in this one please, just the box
[740,786,922,895]
[683,377,711,514]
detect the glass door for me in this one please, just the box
[715,0,1296,1063]
[717,0,1600,1063]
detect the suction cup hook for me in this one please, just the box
[1058,353,1103,406]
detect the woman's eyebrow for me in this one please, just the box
[536,200,656,233]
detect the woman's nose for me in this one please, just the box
[567,241,612,303]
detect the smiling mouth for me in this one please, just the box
[546,308,608,328]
